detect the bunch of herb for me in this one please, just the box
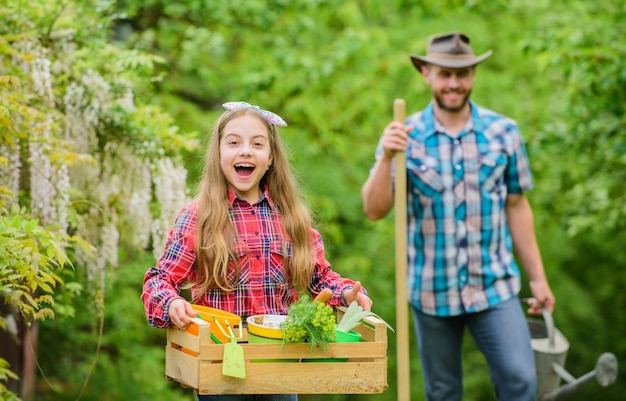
[336,300,395,333]
[282,293,336,352]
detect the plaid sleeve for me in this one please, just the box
[505,124,534,194]
[308,228,366,307]
[141,203,198,328]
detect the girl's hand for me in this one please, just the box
[168,298,197,331]
[343,281,373,311]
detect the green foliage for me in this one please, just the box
[0,358,20,401]
[524,0,626,238]
[0,191,89,400]
[1,206,64,320]
[1,0,194,399]
[36,251,192,401]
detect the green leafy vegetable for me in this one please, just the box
[282,294,337,352]
[336,301,394,333]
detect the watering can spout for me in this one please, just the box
[540,352,618,401]
[524,299,619,401]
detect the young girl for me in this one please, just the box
[142,102,373,401]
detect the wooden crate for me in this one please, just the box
[165,307,389,395]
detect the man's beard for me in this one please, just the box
[433,89,472,113]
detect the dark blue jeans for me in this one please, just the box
[412,296,537,401]
[197,395,297,401]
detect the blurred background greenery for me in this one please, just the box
[2,0,625,400]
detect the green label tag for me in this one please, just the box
[222,339,246,379]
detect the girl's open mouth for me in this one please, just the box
[235,164,255,178]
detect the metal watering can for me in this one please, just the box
[525,301,619,401]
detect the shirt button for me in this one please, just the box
[251,210,255,215]
[257,277,262,282]
[256,254,260,260]
[455,164,462,170]
[259,301,264,306]
[420,165,427,172]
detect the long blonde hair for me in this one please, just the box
[194,107,315,295]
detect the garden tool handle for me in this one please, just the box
[393,98,410,401]
[541,306,556,350]
[523,297,555,349]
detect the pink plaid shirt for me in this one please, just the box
[142,186,361,328]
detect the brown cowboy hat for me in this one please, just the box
[410,32,492,72]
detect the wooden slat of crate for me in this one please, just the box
[166,310,389,394]
[190,342,387,361]
[194,360,387,395]
[166,346,200,389]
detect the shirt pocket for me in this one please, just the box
[228,240,251,285]
[268,240,290,287]
[479,149,508,193]
[407,158,444,198]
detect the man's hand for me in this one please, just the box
[380,121,413,160]
[528,279,555,315]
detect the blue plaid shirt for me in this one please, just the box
[376,101,533,316]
